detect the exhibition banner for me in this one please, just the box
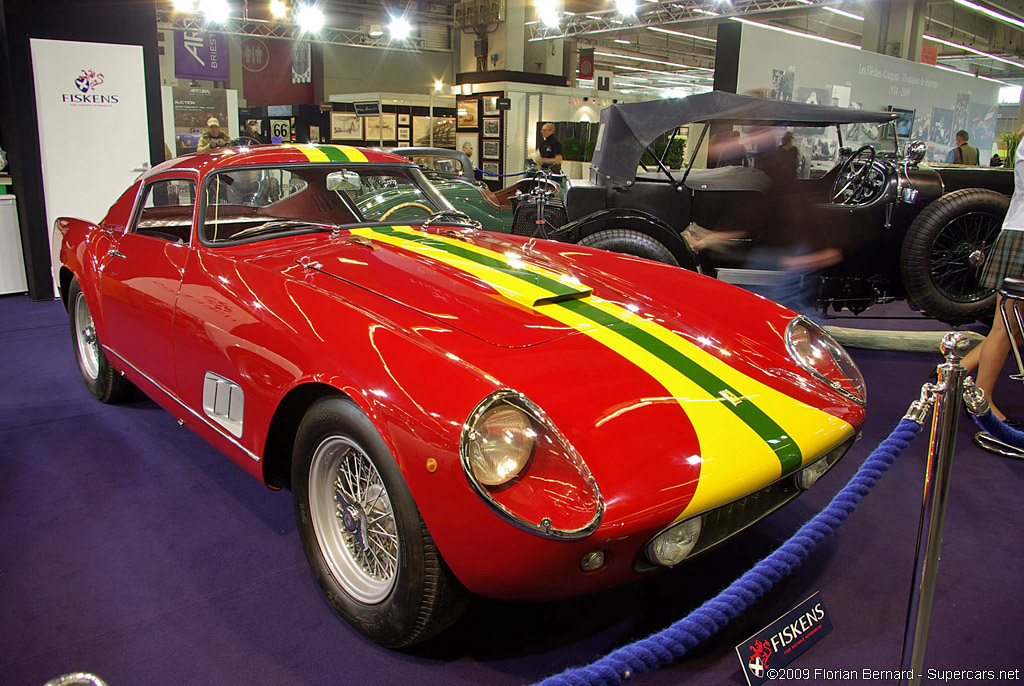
[174,30,228,82]
[30,38,150,289]
[171,86,229,154]
[241,37,314,106]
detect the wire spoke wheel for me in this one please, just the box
[929,211,1001,304]
[73,291,101,380]
[308,436,398,604]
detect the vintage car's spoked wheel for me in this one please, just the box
[308,436,398,603]
[67,277,134,403]
[831,145,876,204]
[291,396,468,647]
[901,188,1009,324]
[929,211,1001,302]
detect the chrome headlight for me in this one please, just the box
[465,404,534,486]
[785,317,866,405]
[461,390,603,539]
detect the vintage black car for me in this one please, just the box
[534,92,1012,324]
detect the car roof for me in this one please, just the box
[147,143,416,178]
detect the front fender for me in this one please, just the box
[551,208,700,271]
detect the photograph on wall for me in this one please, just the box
[434,117,456,147]
[309,125,320,143]
[912,112,931,142]
[457,98,479,129]
[482,118,501,138]
[457,132,478,166]
[797,87,830,107]
[398,113,410,126]
[483,96,500,116]
[413,116,431,145]
[929,107,954,145]
[398,127,410,141]
[364,113,397,141]
[767,68,794,101]
[482,161,500,177]
[482,140,500,159]
[172,86,229,155]
[831,84,851,108]
[968,103,997,157]
[952,92,970,135]
[330,112,362,140]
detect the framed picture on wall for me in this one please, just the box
[398,113,411,126]
[398,127,410,141]
[433,117,456,147]
[482,118,501,138]
[412,116,431,145]
[364,113,397,141]
[457,98,479,129]
[457,132,478,166]
[481,161,500,177]
[330,112,363,140]
[483,96,500,116]
[482,140,500,159]
[309,125,320,143]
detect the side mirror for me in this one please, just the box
[905,140,927,167]
[327,170,362,192]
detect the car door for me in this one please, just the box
[98,173,198,393]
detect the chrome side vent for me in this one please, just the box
[202,372,244,438]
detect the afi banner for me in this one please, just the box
[174,30,229,81]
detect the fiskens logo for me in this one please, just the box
[63,68,119,106]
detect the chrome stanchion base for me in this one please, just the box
[972,431,1024,459]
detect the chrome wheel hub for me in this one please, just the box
[309,436,398,603]
[74,292,100,380]
[969,249,986,268]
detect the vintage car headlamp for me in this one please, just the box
[465,404,534,486]
[785,316,866,405]
[461,390,603,539]
[648,517,702,567]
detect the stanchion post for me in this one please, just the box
[900,332,970,685]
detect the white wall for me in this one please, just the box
[736,22,1000,162]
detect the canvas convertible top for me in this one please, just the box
[591,91,897,187]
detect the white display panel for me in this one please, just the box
[31,38,151,290]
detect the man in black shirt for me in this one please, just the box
[535,122,562,172]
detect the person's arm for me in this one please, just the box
[196,135,212,153]
[944,148,956,164]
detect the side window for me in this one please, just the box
[132,178,196,243]
[203,168,311,243]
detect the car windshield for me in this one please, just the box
[201,164,452,243]
[706,122,898,179]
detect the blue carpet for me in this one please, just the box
[1,294,1021,685]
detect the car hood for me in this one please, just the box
[292,225,604,347]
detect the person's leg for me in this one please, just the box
[976,295,1013,420]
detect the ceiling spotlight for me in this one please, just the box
[389,16,412,40]
[367,24,384,37]
[173,0,198,11]
[434,80,444,91]
[199,0,230,23]
[269,0,288,19]
[536,0,561,28]
[616,0,637,16]
[295,3,325,32]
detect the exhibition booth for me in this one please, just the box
[1,1,1022,685]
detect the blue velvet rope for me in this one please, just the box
[536,418,923,686]
[475,168,530,178]
[974,411,1024,448]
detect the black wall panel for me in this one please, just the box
[0,0,161,300]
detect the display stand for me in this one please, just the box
[0,193,28,294]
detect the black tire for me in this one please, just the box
[578,228,680,266]
[900,188,1008,325]
[291,396,468,647]
[68,277,134,403]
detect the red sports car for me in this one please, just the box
[55,144,866,647]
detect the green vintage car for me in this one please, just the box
[389,147,560,231]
